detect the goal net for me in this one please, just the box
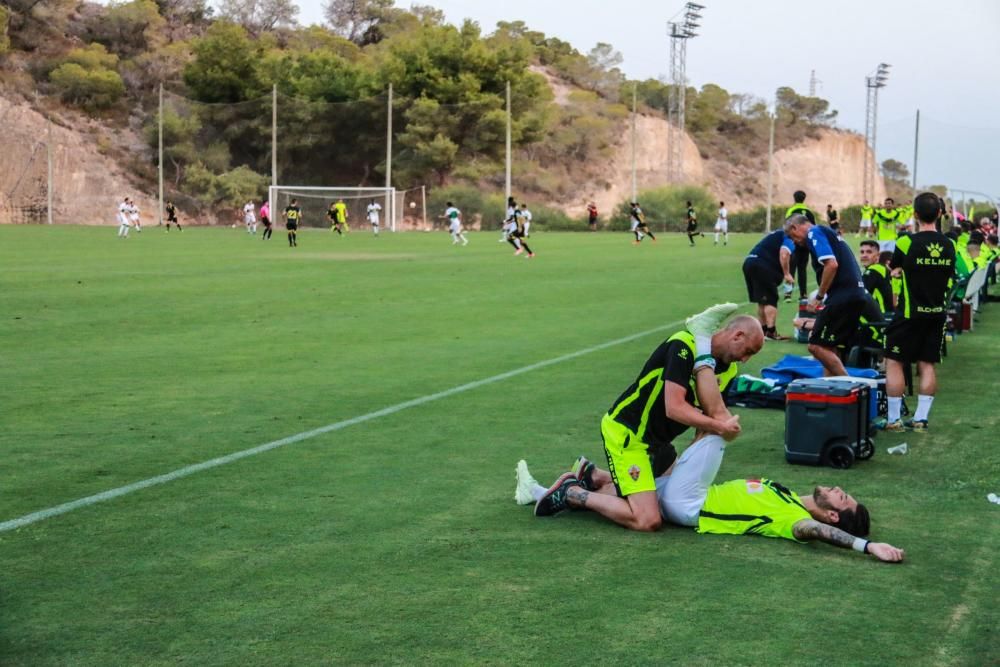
[269,186,396,231]
[268,186,429,232]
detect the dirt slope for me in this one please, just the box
[0,96,157,225]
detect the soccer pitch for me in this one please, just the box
[1,225,996,665]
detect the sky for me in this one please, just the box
[291,0,1000,200]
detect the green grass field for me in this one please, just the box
[1,225,997,666]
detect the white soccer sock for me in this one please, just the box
[888,396,903,423]
[714,232,720,243]
[531,484,548,502]
[913,394,934,421]
[514,238,522,249]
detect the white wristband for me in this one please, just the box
[853,537,869,553]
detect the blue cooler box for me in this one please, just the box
[784,378,875,468]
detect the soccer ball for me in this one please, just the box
[409,201,416,209]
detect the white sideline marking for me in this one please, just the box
[1,315,706,533]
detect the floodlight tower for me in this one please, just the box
[667,2,704,183]
[862,63,890,203]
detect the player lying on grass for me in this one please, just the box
[521,304,762,532]
[515,433,905,562]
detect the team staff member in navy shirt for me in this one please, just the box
[742,230,796,340]
[784,213,869,377]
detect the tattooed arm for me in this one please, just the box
[792,519,905,562]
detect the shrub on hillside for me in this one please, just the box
[49,61,125,110]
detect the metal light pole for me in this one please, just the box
[911,109,920,200]
[631,82,637,203]
[862,63,890,203]
[667,2,704,184]
[158,83,164,226]
[385,83,393,231]
[765,107,776,232]
[505,80,512,204]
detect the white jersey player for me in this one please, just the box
[443,202,468,246]
[129,199,142,232]
[714,201,728,246]
[243,201,257,234]
[367,200,382,236]
[520,205,533,237]
[117,198,131,238]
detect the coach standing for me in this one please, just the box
[784,213,869,377]
[883,193,956,432]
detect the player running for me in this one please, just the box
[116,197,131,238]
[441,202,469,246]
[260,200,271,240]
[285,198,301,247]
[685,200,703,246]
[328,198,348,236]
[630,202,656,244]
[509,203,535,257]
[129,199,142,233]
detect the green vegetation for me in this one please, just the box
[48,44,126,110]
[0,226,997,664]
[4,0,840,219]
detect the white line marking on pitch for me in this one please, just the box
[0,313,712,533]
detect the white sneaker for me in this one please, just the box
[685,302,739,338]
[515,459,539,505]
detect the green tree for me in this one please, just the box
[775,86,837,126]
[217,0,298,34]
[49,62,126,109]
[183,21,263,102]
[0,5,11,56]
[48,44,125,110]
[881,159,909,182]
[86,0,166,56]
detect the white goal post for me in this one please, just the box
[269,186,397,232]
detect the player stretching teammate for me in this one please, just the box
[285,198,301,247]
[116,197,131,238]
[686,200,703,246]
[366,199,382,236]
[243,200,257,234]
[442,202,468,246]
[165,200,182,232]
[714,201,728,245]
[260,200,271,240]
[328,198,348,235]
[630,202,655,243]
[129,199,142,232]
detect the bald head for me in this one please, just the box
[725,314,764,337]
[713,315,765,364]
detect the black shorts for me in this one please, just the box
[262,216,271,226]
[809,297,867,348]
[742,258,780,307]
[650,443,678,477]
[687,222,697,232]
[885,316,946,363]
[286,221,298,230]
